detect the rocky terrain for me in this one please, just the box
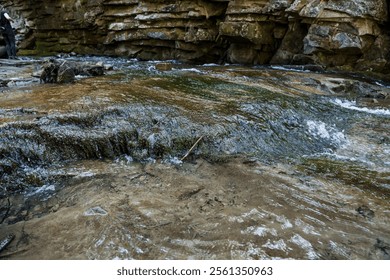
[0,0,389,261]
[1,1,390,72]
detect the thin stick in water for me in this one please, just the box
[181,135,204,161]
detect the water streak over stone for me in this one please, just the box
[0,57,389,259]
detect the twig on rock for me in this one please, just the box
[180,135,204,161]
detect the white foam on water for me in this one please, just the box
[262,239,290,252]
[26,184,56,197]
[304,215,326,227]
[270,65,310,73]
[84,206,108,216]
[306,120,348,146]
[115,155,134,164]
[329,240,350,258]
[147,133,157,148]
[290,234,319,260]
[331,98,390,116]
[242,226,278,237]
[311,131,390,170]
[163,156,183,165]
[118,247,129,254]
[75,171,95,178]
[241,208,268,219]
[252,226,268,237]
[274,215,293,229]
[374,81,390,88]
[180,68,203,73]
[281,219,293,230]
[95,235,106,247]
[228,216,244,223]
[317,153,363,162]
[294,218,321,236]
[246,243,268,259]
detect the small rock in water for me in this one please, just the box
[84,206,108,216]
[155,63,173,71]
[356,205,375,220]
[374,238,390,259]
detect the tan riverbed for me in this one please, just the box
[0,60,389,259]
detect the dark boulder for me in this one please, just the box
[40,59,61,83]
[0,46,6,58]
[40,58,104,84]
[57,62,76,84]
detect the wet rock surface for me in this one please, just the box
[0,58,41,88]
[40,58,105,84]
[0,57,389,259]
[1,158,390,260]
[2,0,390,72]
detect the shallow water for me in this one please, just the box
[0,58,389,259]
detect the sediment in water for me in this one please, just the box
[0,58,389,259]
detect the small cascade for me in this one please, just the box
[0,57,389,260]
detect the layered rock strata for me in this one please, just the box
[1,0,390,72]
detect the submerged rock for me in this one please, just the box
[374,239,390,259]
[356,205,375,220]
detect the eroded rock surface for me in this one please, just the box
[1,0,390,71]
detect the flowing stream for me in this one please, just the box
[0,57,389,259]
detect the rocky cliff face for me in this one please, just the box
[2,0,390,72]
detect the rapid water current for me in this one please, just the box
[0,57,389,259]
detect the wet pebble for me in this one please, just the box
[356,205,375,220]
[51,204,60,212]
[84,206,108,216]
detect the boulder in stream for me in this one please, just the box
[40,58,104,84]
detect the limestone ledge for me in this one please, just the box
[1,0,389,72]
